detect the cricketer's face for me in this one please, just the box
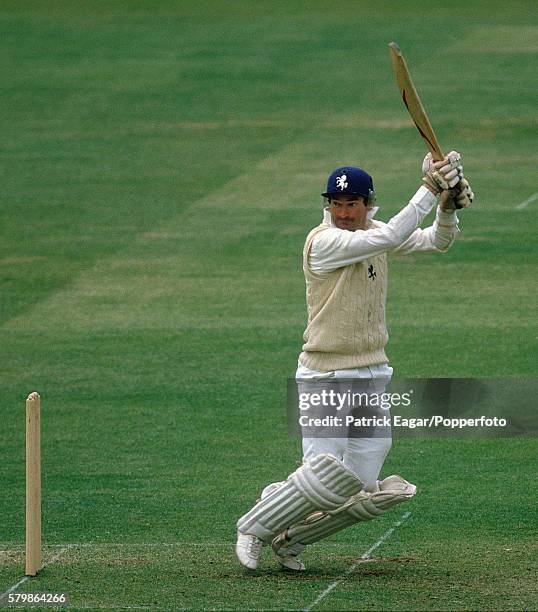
[328,195,371,231]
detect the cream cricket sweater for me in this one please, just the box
[299,186,457,371]
[300,221,389,371]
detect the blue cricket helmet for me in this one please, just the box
[322,166,375,203]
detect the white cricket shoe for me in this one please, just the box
[236,531,263,570]
[272,532,306,571]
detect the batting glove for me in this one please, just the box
[454,177,474,209]
[422,151,464,193]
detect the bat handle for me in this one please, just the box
[431,145,445,162]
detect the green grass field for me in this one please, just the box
[1,1,537,610]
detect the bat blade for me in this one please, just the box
[388,42,444,161]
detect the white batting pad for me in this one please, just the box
[273,474,416,550]
[236,454,363,543]
[260,481,285,500]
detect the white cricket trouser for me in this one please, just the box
[297,362,393,492]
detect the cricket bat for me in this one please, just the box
[388,42,444,161]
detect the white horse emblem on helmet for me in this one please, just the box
[336,174,348,190]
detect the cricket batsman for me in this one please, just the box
[235,153,474,571]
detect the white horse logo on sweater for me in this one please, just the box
[336,174,348,190]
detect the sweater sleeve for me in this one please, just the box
[392,207,460,254]
[310,186,438,274]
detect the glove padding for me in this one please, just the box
[454,177,474,209]
[439,189,458,212]
[422,151,463,193]
[439,178,474,212]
